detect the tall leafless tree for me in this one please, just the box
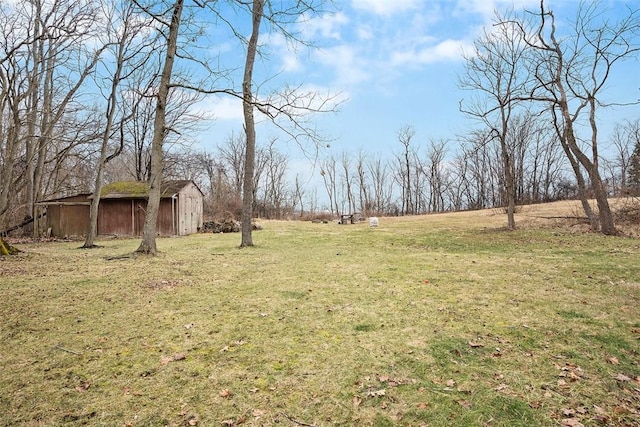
[135,0,184,255]
[515,0,640,235]
[396,125,416,215]
[83,0,155,248]
[460,14,530,229]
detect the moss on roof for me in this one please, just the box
[99,180,195,199]
[100,181,150,198]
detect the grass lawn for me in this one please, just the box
[1,203,639,426]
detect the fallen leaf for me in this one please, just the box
[220,388,233,398]
[352,396,362,407]
[75,382,91,393]
[445,379,457,387]
[173,353,186,361]
[468,341,483,348]
[367,389,386,397]
[568,371,581,382]
[457,400,472,409]
[614,373,631,382]
[495,384,509,392]
[187,418,198,426]
[606,356,619,365]
[123,387,142,396]
[221,420,234,426]
[248,388,259,393]
[561,419,584,427]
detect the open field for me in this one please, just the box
[1,201,639,426]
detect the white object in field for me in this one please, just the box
[369,217,379,227]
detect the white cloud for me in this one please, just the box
[351,0,422,16]
[265,32,303,73]
[299,11,349,41]
[315,44,371,87]
[390,38,472,66]
[356,25,374,41]
[454,0,543,22]
[195,95,244,122]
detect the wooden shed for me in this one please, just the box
[37,180,204,237]
[35,193,91,237]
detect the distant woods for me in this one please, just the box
[198,113,640,221]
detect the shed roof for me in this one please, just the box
[99,180,197,199]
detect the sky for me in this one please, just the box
[194,0,640,184]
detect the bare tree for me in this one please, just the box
[320,155,339,216]
[83,0,154,248]
[219,131,246,196]
[0,0,103,251]
[355,150,370,215]
[238,0,263,247]
[339,151,355,214]
[515,0,640,235]
[232,0,338,246]
[395,125,416,215]
[292,173,306,217]
[425,139,449,212]
[256,138,290,219]
[460,13,530,229]
[135,0,184,255]
[367,157,393,216]
[610,118,640,195]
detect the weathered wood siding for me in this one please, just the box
[98,198,177,237]
[177,182,203,235]
[44,195,90,237]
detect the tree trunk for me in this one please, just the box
[500,112,516,230]
[587,96,616,235]
[83,6,132,249]
[500,141,516,229]
[136,0,184,255]
[240,0,264,248]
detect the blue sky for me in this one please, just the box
[194,0,640,175]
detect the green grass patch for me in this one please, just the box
[1,211,640,426]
